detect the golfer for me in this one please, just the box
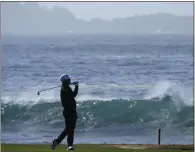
[52,74,79,150]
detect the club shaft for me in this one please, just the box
[38,86,61,93]
[38,83,75,93]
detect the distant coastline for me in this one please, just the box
[1,2,193,36]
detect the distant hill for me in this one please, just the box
[1,2,193,35]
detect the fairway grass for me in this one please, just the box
[1,144,194,152]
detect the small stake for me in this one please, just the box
[158,128,161,145]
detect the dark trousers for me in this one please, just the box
[56,113,77,146]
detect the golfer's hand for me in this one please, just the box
[73,81,79,87]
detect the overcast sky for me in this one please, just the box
[38,2,194,21]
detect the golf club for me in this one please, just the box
[37,86,61,96]
[37,82,78,96]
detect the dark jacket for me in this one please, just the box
[60,84,78,119]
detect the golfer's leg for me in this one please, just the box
[67,129,74,146]
[67,118,76,146]
[56,118,68,144]
[56,128,67,144]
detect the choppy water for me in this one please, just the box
[1,34,193,144]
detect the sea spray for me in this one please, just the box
[143,80,193,106]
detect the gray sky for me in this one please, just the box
[38,2,194,21]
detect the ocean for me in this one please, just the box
[1,34,194,144]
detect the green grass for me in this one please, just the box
[1,144,194,152]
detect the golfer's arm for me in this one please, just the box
[72,86,78,98]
